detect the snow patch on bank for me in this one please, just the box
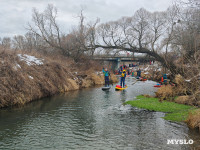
[144,66,149,71]
[29,76,34,79]
[13,64,21,70]
[17,54,44,66]
[96,71,103,75]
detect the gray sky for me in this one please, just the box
[0,0,174,38]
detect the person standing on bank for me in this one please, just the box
[102,68,110,87]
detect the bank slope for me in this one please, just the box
[0,50,118,108]
[125,95,196,122]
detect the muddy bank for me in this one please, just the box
[0,50,118,108]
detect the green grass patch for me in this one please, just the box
[125,95,196,122]
[163,111,189,122]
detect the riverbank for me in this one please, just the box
[130,66,200,131]
[0,50,118,108]
[126,95,200,132]
[125,95,195,122]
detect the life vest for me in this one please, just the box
[161,77,164,82]
[103,70,109,77]
[121,72,125,77]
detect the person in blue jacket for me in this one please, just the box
[163,74,168,85]
[102,68,110,87]
[137,69,141,77]
[120,70,126,87]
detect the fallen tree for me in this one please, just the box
[88,5,199,77]
[94,44,184,76]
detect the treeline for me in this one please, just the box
[0,0,199,77]
[0,5,98,62]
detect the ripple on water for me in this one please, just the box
[0,80,198,150]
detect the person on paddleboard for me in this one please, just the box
[120,69,126,87]
[102,68,110,87]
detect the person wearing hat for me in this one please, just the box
[102,68,110,87]
[120,69,126,87]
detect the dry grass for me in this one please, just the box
[80,73,118,88]
[81,73,103,87]
[149,70,162,81]
[0,52,74,107]
[186,109,200,129]
[155,85,174,101]
[175,96,190,105]
[0,49,117,108]
[110,74,118,83]
[188,91,200,106]
[81,78,94,88]
[173,74,188,95]
[143,94,152,98]
[90,73,104,85]
[172,74,200,106]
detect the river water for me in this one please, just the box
[0,77,199,150]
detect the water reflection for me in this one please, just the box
[103,90,110,100]
[120,90,127,103]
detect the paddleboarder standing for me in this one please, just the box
[120,70,126,87]
[102,68,110,87]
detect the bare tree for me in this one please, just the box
[1,37,11,50]
[13,32,48,53]
[161,5,180,56]
[28,4,68,56]
[13,35,26,51]
[58,10,99,61]
[28,5,99,61]
[149,11,166,52]
[94,7,184,75]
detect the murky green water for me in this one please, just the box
[0,77,199,150]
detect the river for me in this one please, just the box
[0,77,199,150]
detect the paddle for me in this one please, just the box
[132,80,137,85]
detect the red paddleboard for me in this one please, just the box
[154,85,161,87]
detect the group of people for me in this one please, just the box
[103,68,126,87]
[161,74,168,85]
[118,64,137,75]
[103,66,145,87]
[117,68,142,78]
[103,67,169,87]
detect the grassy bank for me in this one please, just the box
[125,95,196,122]
[0,49,118,108]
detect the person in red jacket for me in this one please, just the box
[161,77,164,83]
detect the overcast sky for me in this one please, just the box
[0,0,174,38]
